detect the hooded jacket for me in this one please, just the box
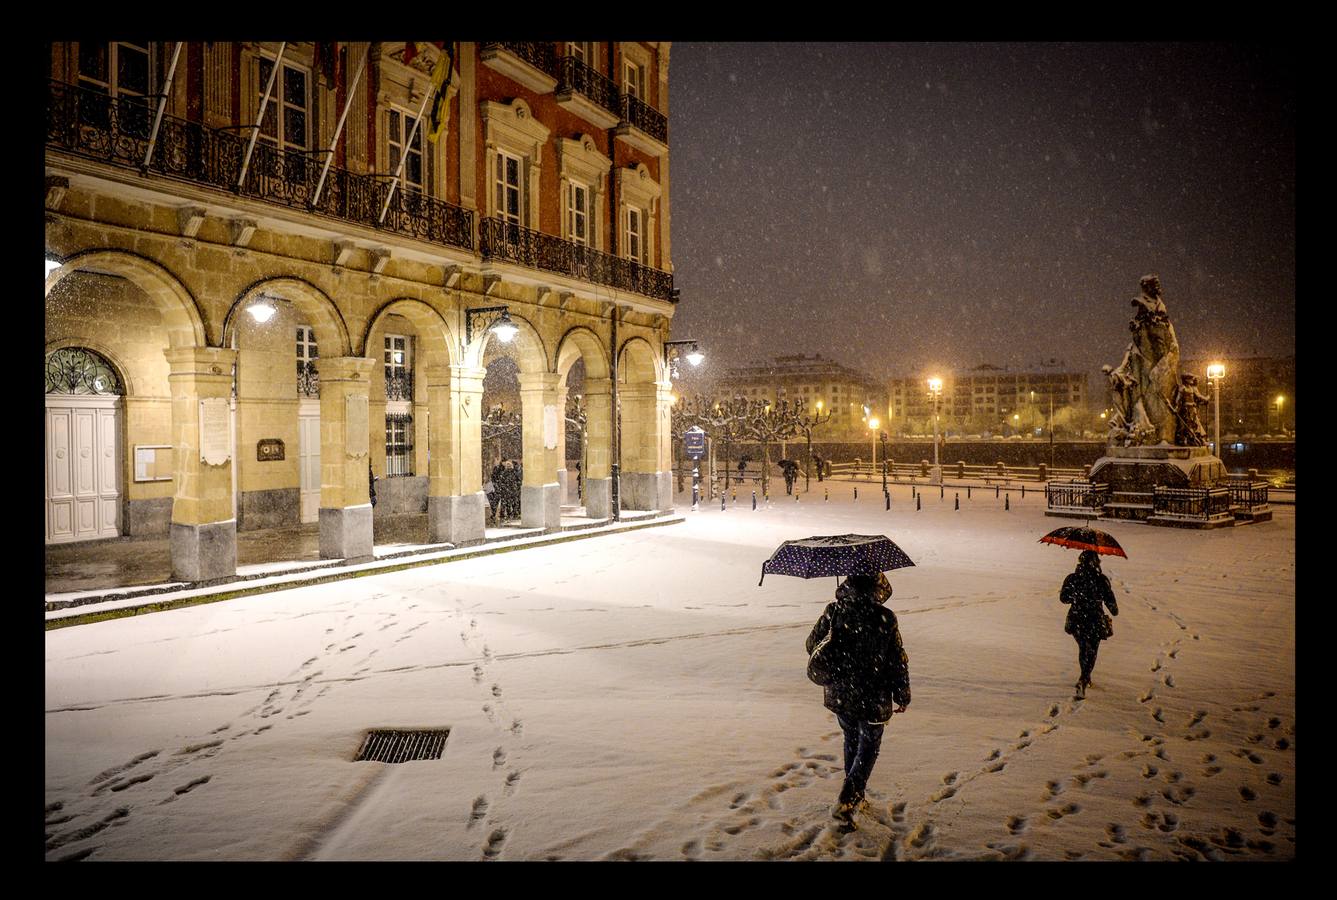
[805,584,911,723]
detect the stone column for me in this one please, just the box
[518,371,562,530]
[317,356,376,559]
[619,382,667,511]
[583,377,613,518]
[426,365,488,545]
[165,346,238,582]
[656,381,675,510]
[556,385,569,503]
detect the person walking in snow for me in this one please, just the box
[814,452,825,482]
[805,572,911,826]
[1060,549,1119,698]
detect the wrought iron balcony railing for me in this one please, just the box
[46,80,474,254]
[479,218,675,302]
[620,92,668,145]
[297,360,320,397]
[483,42,559,78]
[558,56,621,118]
[385,370,414,402]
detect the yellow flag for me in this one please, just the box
[427,48,457,144]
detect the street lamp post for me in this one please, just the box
[1275,395,1286,434]
[868,416,879,482]
[1206,363,1225,455]
[927,377,943,484]
[880,431,889,493]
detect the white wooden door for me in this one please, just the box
[298,400,320,523]
[46,396,121,543]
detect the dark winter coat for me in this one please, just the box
[805,594,911,723]
[1060,561,1119,644]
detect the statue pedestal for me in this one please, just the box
[1089,444,1225,493]
[1086,445,1229,526]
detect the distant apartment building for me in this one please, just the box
[887,361,1089,434]
[705,354,888,441]
[1179,356,1294,435]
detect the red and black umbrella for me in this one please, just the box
[1038,525,1127,558]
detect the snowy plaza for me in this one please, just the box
[44,479,1295,861]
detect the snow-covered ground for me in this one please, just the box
[44,480,1295,861]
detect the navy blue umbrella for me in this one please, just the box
[758,534,915,586]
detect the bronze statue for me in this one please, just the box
[1105,275,1182,446]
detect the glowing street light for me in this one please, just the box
[1275,394,1286,433]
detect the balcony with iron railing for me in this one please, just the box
[479,218,674,302]
[46,80,474,254]
[616,92,669,153]
[48,80,674,303]
[479,42,559,93]
[555,56,621,127]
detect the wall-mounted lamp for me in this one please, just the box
[664,339,705,380]
[248,299,277,324]
[467,305,518,344]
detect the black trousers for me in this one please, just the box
[1077,639,1100,682]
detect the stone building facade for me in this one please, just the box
[45,41,678,580]
[888,361,1089,435]
[1179,355,1294,436]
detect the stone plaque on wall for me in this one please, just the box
[199,398,231,466]
[544,404,558,450]
[257,438,285,461]
[346,394,369,458]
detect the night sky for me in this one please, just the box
[667,43,1295,385]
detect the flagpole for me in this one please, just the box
[237,42,286,191]
[378,76,435,224]
[311,45,369,209]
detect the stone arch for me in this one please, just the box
[468,311,549,375]
[617,335,661,385]
[45,250,207,349]
[555,325,610,384]
[224,277,352,357]
[45,337,136,397]
[361,297,459,368]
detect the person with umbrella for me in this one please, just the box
[1042,526,1124,698]
[760,534,914,828]
[806,572,910,826]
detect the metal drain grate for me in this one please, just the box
[354,728,450,764]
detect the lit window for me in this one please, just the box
[388,107,427,194]
[257,56,310,151]
[495,149,523,227]
[568,180,589,245]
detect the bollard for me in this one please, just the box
[1005,494,1010,511]
[752,491,757,510]
[912,486,916,499]
[795,493,800,503]
[955,493,960,510]
[1021,484,1026,498]
[825,488,829,502]
[732,488,737,503]
[996,485,1000,499]
[854,487,858,501]
[916,493,921,511]
[967,485,972,499]
[885,491,890,511]
[940,484,944,500]
[721,494,726,511]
